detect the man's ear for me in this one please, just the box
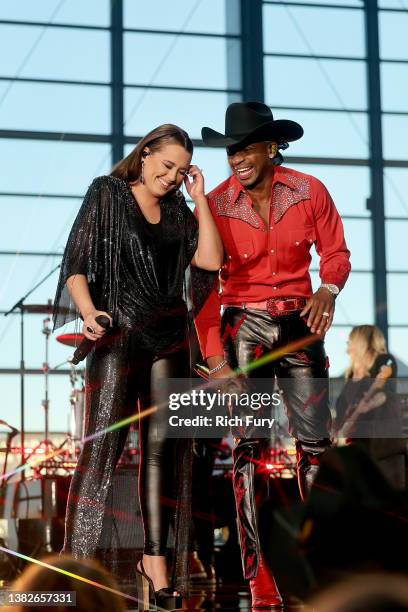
[268,142,278,159]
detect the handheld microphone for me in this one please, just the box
[70,315,110,365]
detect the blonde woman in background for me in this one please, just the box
[344,324,392,380]
[335,325,404,489]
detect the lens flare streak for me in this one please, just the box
[1,334,316,483]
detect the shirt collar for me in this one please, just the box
[229,165,304,203]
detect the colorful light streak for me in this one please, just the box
[0,333,322,606]
[1,333,316,484]
[239,333,319,375]
[0,405,157,483]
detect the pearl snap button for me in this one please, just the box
[243,253,248,258]
[295,241,300,245]
[271,249,274,253]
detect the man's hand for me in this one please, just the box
[300,287,336,335]
[207,356,235,379]
[206,356,248,397]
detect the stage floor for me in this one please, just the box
[123,579,308,611]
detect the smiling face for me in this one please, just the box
[143,143,192,198]
[227,141,277,188]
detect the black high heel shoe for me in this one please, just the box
[136,559,183,611]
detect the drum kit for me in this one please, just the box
[0,301,87,480]
[1,299,138,481]
[56,329,86,458]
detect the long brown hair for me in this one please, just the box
[7,554,127,612]
[346,324,387,379]
[111,124,193,183]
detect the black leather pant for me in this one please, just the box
[63,331,190,558]
[222,307,331,579]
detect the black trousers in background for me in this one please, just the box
[63,331,190,559]
[222,307,331,579]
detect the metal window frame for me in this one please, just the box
[260,0,404,342]
[0,0,405,353]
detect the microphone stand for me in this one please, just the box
[0,427,18,520]
[4,264,60,481]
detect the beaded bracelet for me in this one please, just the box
[208,359,228,375]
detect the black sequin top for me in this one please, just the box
[53,175,198,353]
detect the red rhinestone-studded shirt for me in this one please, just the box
[194,165,351,359]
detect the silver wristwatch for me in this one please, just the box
[320,283,340,296]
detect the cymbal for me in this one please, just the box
[22,303,54,314]
[56,333,84,347]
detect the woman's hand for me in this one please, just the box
[82,310,112,341]
[184,165,205,201]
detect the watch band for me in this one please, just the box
[320,283,340,296]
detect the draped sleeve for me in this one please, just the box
[184,203,199,266]
[169,189,198,267]
[53,175,125,331]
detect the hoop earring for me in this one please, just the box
[140,160,145,184]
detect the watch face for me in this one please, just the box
[327,284,339,295]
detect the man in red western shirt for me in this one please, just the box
[193,102,351,609]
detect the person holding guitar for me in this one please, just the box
[335,325,403,487]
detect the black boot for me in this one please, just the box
[296,441,330,501]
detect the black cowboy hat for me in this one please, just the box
[201,101,303,148]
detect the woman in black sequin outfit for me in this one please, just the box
[53,124,223,608]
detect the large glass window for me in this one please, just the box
[288,164,370,217]
[0,25,110,82]
[389,328,408,371]
[0,140,112,194]
[379,10,408,60]
[386,221,408,271]
[0,0,243,435]
[380,62,408,112]
[0,82,110,134]
[1,373,73,433]
[264,57,367,110]
[264,0,363,6]
[124,33,241,90]
[387,273,408,325]
[124,0,240,35]
[382,115,408,160]
[384,168,408,218]
[124,89,238,139]
[270,109,368,158]
[0,0,110,27]
[0,196,80,252]
[1,1,406,433]
[261,1,408,369]
[263,4,365,58]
